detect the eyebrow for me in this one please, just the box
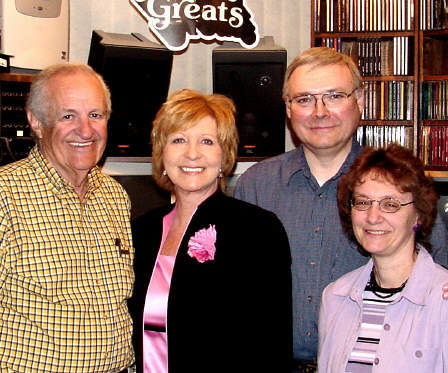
[292,89,348,96]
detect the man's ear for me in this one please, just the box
[27,111,43,139]
[356,87,365,114]
[285,98,292,119]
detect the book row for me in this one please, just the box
[320,36,410,76]
[420,80,448,120]
[420,0,448,30]
[356,125,413,148]
[362,80,414,120]
[420,126,448,166]
[313,0,414,32]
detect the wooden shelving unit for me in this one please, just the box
[311,0,448,176]
[0,73,35,165]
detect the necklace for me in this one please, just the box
[366,268,407,299]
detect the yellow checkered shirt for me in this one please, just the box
[0,146,135,372]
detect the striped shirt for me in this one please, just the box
[345,271,404,372]
[0,146,135,372]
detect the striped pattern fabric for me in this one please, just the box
[345,273,402,373]
[0,146,135,372]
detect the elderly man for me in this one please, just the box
[0,63,134,372]
[234,47,448,371]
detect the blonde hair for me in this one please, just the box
[282,47,362,100]
[152,89,238,191]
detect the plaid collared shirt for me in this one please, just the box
[0,146,135,373]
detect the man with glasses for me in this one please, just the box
[234,47,448,371]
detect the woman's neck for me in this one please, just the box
[373,250,417,288]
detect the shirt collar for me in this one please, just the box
[283,137,362,186]
[335,245,436,307]
[29,145,102,198]
[399,245,436,306]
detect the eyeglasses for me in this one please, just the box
[289,88,359,109]
[351,196,414,213]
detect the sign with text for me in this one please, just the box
[130,0,260,51]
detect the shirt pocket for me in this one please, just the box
[395,345,441,372]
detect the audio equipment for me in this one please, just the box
[88,30,173,157]
[213,36,287,157]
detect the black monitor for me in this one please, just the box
[213,37,287,157]
[88,30,173,157]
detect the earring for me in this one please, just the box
[412,223,420,232]
[162,170,167,176]
[218,168,223,178]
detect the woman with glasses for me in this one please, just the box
[318,143,448,372]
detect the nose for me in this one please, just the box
[313,96,329,117]
[366,202,383,224]
[77,116,94,139]
[185,141,200,159]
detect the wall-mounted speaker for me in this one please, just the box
[88,30,173,157]
[0,0,69,70]
[213,36,287,157]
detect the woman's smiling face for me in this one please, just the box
[351,173,419,260]
[162,115,222,201]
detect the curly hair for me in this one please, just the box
[151,89,238,192]
[337,143,438,253]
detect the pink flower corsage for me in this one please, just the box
[187,225,217,263]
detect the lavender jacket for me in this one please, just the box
[318,246,448,372]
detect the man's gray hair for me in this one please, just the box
[26,62,112,125]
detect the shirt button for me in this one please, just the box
[314,227,320,232]
[374,358,379,365]
[318,193,323,199]
[307,296,313,302]
[306,331,311,337]
[383,324,391,331]
[415,350,423,358]
[310,261,316,266]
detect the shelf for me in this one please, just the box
[104,156,269,163]
[360,120,414,125]
[362,75,415,81]
[422,75,448,81]
[0,73,35,83]
[421,121,448,126]
[425,169,448,177]
[421,29,448,36]
[314,31,416,38]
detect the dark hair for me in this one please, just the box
[337,143,438,252]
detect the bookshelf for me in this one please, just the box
[311,0,448,175]
[419,0,448,172]
[0,73,35,165]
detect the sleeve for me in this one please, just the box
[233,168,259,205]
[0,192,12,289]
[443,306,448,372]
[429,213,448,268]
